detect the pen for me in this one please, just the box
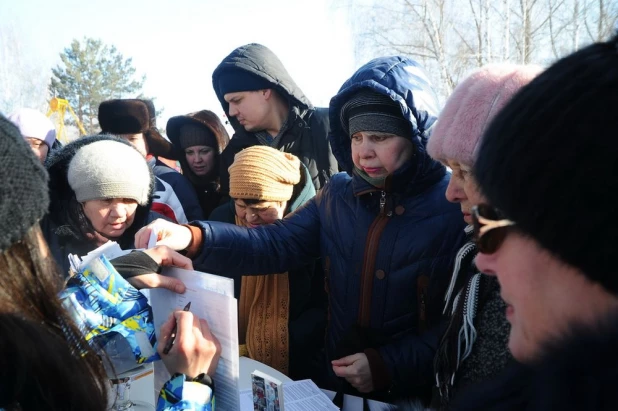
[163,301,192,355]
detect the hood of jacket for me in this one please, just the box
[329,56,445,193]
[212,43,313,134]
[286,162,316,213]
[45,135,156,246]
[166,110,230,187]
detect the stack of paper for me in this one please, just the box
[150,267,240,410]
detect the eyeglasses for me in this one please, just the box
[471,204,516,254]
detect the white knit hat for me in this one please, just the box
[68,140,151,205]
[7,108,57,148]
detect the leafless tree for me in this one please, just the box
[0,24,49,114]
[335,0,617,100]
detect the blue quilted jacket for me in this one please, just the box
[191,56,466,397]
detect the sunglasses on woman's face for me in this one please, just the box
[471,204,516,254]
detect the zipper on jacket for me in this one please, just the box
[358,189,392,327]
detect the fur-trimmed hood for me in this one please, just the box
[166,110,230,187]
[44,135,156,248]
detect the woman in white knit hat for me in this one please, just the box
[0,114,220,410]
[42,135,161,277]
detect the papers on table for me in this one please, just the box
[240,379,339,411]
[150,267,239,410]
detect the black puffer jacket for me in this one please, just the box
[41,135,160,277]
[212,43,339,196]
[451,312,618,410]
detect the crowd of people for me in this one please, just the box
[1,32,618,410]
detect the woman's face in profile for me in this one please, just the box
[82,198,138,238]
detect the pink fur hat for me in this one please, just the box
[427,64,542,166]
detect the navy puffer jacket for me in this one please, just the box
[191,56,466,397]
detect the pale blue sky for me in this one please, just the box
[3,0,357,128]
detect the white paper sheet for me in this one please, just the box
[161,267,234,297]
[150,267,239,410]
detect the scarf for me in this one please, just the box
[255,116,290,148]
[354,166,387,189]
[434,225,483,407]
[236,215,290,375]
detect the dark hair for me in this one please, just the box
[0,225,108,410]
[475,34,618,290]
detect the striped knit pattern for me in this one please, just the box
[339,89,410,138]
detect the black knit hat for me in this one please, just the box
[339,89,411,139]
[474,35,618,293]
[178,123,218,150]
[217,69,273,96]
[0,113,49,252]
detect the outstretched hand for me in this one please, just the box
[134,219,193,251]
[123,246,193,293]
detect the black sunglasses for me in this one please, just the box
[471,204,516,254]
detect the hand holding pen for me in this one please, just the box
[163,302,192,354]
[158,303,222,379]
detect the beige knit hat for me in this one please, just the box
[228,146,301,202]
[68,139,151,205]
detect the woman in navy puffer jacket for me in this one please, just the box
[137,56,466,403]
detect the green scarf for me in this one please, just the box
[354,166,386,189]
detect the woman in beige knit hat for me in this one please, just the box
[209,146,326,380]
